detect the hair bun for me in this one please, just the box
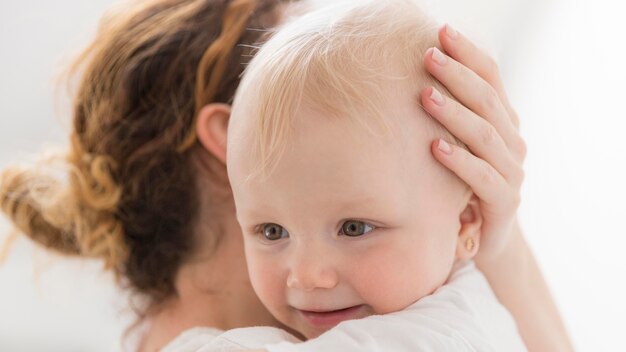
[0,141,128,270]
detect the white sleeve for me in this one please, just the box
[163,326,302,352]
[164,309,479,352]
[164,309,476,352]
[161,327,225,352]
[264,309,477,352]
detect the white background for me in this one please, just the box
[1,0,625,351]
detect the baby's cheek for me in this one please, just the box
[352,243,447,314]
[246,253,285,314]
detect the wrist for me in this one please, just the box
[475,218,529,281]
[475,217,525,266]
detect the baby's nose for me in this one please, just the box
[286,248,338,291]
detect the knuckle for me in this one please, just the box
[513,137,528,161]
[509,109,521,130]
[480,164,497,185]
[479,124,498,146]
[510,166,525,188]
[485,57,501,80]
[479,87,500,113]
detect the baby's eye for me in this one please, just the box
[340,220,375,237]
[261,223,289,241]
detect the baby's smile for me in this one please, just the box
[294,304,371,330]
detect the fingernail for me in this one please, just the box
[445,24,458,39]
[431,47,447,65]
[438,139,452,155]
[429,87,445,106]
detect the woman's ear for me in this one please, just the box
[196,103,231,165]
[456,194,483,260]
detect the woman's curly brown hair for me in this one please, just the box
[0,0,292,311]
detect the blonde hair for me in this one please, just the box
[233,0,465,176]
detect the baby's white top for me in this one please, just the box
[162,260,526,352]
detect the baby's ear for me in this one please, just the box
[196,103,231,164]
[456,194,483,260]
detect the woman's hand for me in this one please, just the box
[421,24,527,262]
[421,25,575,351]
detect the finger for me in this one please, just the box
[431,139,519,212]
[438,24,520,130]
[424,47,525,161]
[421,87,523,186]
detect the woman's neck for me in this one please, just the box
[139,217,279,351]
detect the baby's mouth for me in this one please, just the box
[296,305,367,329]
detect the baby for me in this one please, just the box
[166,0,526,351]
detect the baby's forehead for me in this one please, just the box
[287,101,434,167]
[230,77,447,174]
[294,78,439,142]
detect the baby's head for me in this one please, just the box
[228,0,482,338]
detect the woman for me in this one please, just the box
[0,0,572,350]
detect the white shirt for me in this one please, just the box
[162,261,526,352]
